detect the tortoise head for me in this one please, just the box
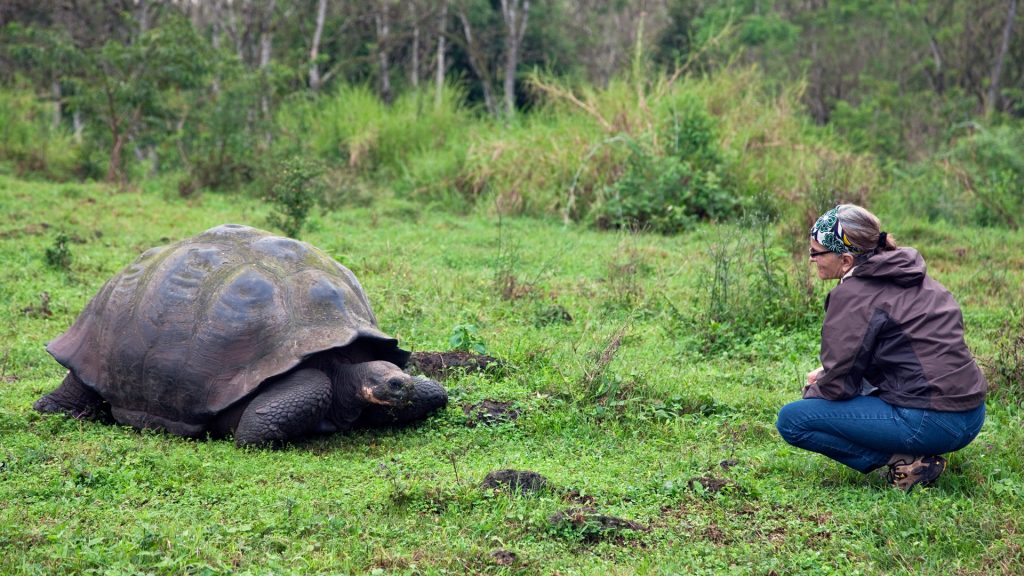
[327,360,415,414]
[353,360,416,407]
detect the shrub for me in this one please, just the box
[950,124,1024,229]
[593,102,737,233]
[0,88,80,179]
[264,156,326,239]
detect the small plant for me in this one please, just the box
[594,101,737,234]
[264,156,326,238]
[988,315,1024,406]
[44,232,72,271]
[449,324,487,354]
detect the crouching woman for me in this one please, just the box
[776,204,987,490]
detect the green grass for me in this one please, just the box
[1,174,1023,575]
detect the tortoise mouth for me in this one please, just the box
[360,385,410,406]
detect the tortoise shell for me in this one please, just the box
[46,224,409,435]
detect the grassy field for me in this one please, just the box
[1,173,1023,575]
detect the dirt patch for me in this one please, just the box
[22,292,53,318]
[535,304,573,326]
[1,375,20,384]
[489,549,519,566]
[408,351,502,380]
[481,469,550,494]
[548,507,647,540]
[688,476,738,494]
[562,488,597,505]
[462,400,519,427]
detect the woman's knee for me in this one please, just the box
[776,401,808,445]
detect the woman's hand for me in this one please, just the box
[802,367,824,396]
[806,367,824,386]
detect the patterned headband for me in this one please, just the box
[810,206,864,255]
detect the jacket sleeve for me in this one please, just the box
[803,283,884,401]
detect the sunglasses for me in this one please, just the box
[809,248,832,258]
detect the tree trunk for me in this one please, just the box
[73,110,83,143]
[259,0,277,144]
[410,2,420,88]
[500,0,529,117]
[309,0,328,90]
[435,0,448,109]
[458,9,497,116]
[51,81,62,130]
[375,1,393,103]
[987,0,1018,115]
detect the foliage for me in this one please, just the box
[43,231,72,271]
[263,156,326,239]
[0,87,79,179]
[1,175,1023,574]
[987,313,1024,407]
[594,97,736,233]
[176,57,267,193]
[949,124,1024,229]
[448,323,488,355]
[881,123,1024,229]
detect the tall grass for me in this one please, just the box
[0,87,79,179]
[458,66,880,233]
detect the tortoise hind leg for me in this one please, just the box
[34,372,112,422]
[234,368,332,448]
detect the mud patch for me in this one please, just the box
[534,304,573,326]
[481,469,550,494]
[489,549,519,566]
[462,400,519,427]
[688,476,739,494]
[548,507,647,541]
[408,351,502,380]
[22,292,53,318]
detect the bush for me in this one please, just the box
[883,123,1024,229]
[0,88,80,179]
[950,124,1024,229]
[593,99,737,233]
[263,156,326,239]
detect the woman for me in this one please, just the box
[776,204,987,490]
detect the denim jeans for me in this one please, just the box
[776,396,986,473]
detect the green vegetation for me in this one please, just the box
[1,1,1022,573]
[1,171,1022,574]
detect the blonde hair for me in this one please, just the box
[836,204,897,255]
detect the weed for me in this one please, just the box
[264,156,325,238]
[987,314,1024,406]
[448,324,487,355]
[44,232,72,271]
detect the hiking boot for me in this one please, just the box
[885,455,947,491]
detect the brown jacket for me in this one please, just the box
[803,247,987,411]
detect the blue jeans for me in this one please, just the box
[776,396,986,473]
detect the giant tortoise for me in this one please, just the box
[34,224,447,447]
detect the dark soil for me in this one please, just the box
[688,476,739,494]
[489,549,519,566]
[462,400,520,427]
[481,469,550,494]
[548,507,647,540]
[407,351,502,380]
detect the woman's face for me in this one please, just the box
[809,238,853,280]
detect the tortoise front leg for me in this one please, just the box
[234,368,332,448]
[34,371,112,422]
